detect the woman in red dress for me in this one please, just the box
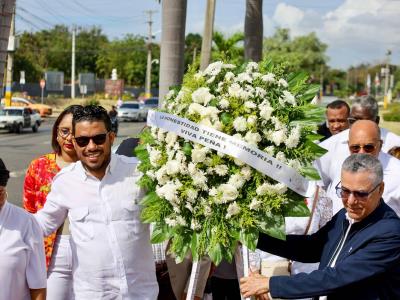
[23,105,82,300]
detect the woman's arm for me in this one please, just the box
[23,161,39,213]
[30,288,46,300]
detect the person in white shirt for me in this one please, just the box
[0,158,47,300]
[35,105,158,299]
[317,120,400,216]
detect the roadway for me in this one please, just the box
[0,118,146,207]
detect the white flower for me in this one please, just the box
[165,217,177,227]
[219,98,230,109]
[246,61,259,73]
[157,129,166,142]
[156,181,180,203]
[165,90,175,100]
[240,166,252,181]
[244,131,261,146]
[150,127,158,138]
[271,129,287,146]
[226,202,241,218]
[186,189,198,202]
[203,61,223,76]
[271,183,287,194]
[191,219,201,231]
[185,202,194,212]
[218,184,239,203]
[155,166,169,185]
[255,87,267,98]
[188,162,197,175]
[234,158,245,166]
[236,72,253,83]
[188,103,204,115]
[228,83,242,98]
[264,146,275,156]
[204,205,212,217]
[192,171,208,188]
[280,90,296,106]
[176,216,187,226]
[233,116,247,132]
[165,132,178,146]
[207,76,216,84]
[288,159,302,171]
[261,73,275,83]
[259,105,274,121]
[192,87,214,105]
[165,159,181,175]
[257,182,287,195]
[244,101,257,111]
[191,147,208,163]
[228,173,246,189]
[194,72,204,80]
[250,198,262,210]
[214,164,229,176]
[201,106,220,121]
[149,149,162,167]
[278,78,288,87]
[275,151,286,163]
[209,187,218,196]
[285,126,301,148]
[256,183,269,196]
[225,72,235,81]
[247,115,257,126]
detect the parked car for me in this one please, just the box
[0,97,52,117]
[0,107,42,133]
[143,97,159,109]
[117,102,147,122]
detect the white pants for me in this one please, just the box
[47,235,74,300]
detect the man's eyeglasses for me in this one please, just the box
[74,133,108,147]
[349,143,378,154]
[335,181,381,200]
[58,127,72,139]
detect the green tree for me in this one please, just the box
[212,31,244,66]
[184,33,202,70]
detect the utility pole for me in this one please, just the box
[200,0,216,71]
[0,0,15,100]
[4,2,14,106]
[319,65,324,99]
[71,25,76,99]
[144,10,157,99]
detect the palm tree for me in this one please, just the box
[244,0,263,62]
[212,31,244,66]
[0,0,15,97]
[158,0,187,107]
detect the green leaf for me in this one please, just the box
[191,232,201,261]
[151,223,170,243]
[239,228,259,250]
[140,191,159,206]
[183,142,193,156]
[208,242,223,265]
[300,165,321,180]
[305,140,328,158]
[256,213,286,240]
[220,112,232,126]
[306,133,325,142]
[283,199,310,217]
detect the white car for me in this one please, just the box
[117,102,146,122]
[0,107,42,133]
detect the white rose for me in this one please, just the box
[264,146,275,156]
[209,187,218,196]
[204,61,223,76]
[244,101,257,111]
[240,166,252,181]
[149,149,162,167]
[165,159,181,175]
[259,105,273,121]
[236,72,253,83]
[285,126,301,148]
[191,148,208,163]
[261,73,275,83]
[275,151,286,163]
[219,184,239,203]
[188,103,204,115]
[280,90,296,106]
[186,188,198,202]
[224,71,235,81]
[157,129,166,142]
[255,87,267,98]
[155,166,169,185]
[247,115,257,126]
[228,174,246,189]
[192,87,214,105]
[233,116,247,132]
[234,158,245,166]
[288,159,302,171]
[271,129,286,146]
[165,132,178,145]
[226,202,241,218]
[219,98,230,109]
[244,131,261,146]
[256,183,269,196]
[228,83,242,98]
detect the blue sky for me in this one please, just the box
[16,0,400,69]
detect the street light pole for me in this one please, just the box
[384,50,391,109]
[71,25,76,99]
[4,3,15,106]
[145,10,157,99]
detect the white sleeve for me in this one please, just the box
[34,184,68,236]
[25,216,47,289]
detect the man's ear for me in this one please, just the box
[109,131,116,145]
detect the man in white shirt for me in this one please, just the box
[35,106,158,299]
[317,120,400,215]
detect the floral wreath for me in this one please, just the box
[136,60,327,264]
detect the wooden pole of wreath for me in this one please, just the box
[242,245,251,300]
[186,260,201,300]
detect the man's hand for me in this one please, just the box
[256,293,271,300]
[240,273,270,298]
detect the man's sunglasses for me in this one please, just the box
[349,143,377,154]
[74,133,108,147]
[335,181,381,200]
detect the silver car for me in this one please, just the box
[117,102,146,122]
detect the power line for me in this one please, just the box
[17,6,54,28]
[15,14,43,31]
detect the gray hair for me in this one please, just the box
[351,95,379,119]
[342,153,383,185]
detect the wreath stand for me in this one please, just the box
[185,246,251,300]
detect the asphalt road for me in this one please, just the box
[0,118,146,207]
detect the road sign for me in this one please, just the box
[20,71,25,85]
[40,79,46,89]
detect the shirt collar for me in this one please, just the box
[76,154,117,181]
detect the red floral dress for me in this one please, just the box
[23,153,61,269]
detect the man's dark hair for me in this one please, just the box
[72,105,112,134]
[0,158,10,187]
[326,99,350,114]
[52,105,83,154]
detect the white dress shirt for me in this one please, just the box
[315,129,400,215]
[0,201,47,300]
[35,154,158,299]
